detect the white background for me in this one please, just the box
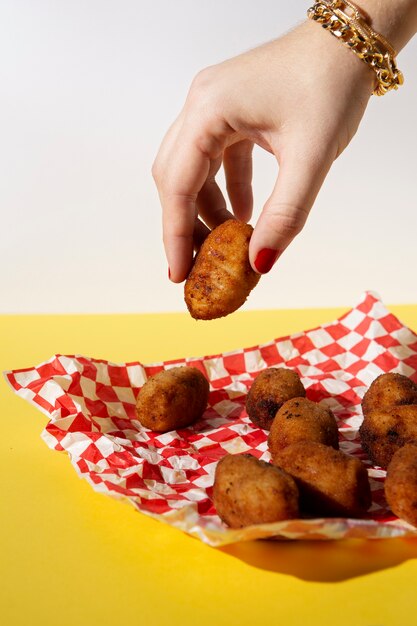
[1,0,416,313]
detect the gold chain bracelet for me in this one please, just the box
[307,0,404,96]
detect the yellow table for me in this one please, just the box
[2,304,417,626]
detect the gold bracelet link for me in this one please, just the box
[307,0,404,96]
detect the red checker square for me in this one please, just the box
[210,376,233,389]
[55,394,78,417]
[33,393,54,414]
[345,359,369,377]
[144,364,165,378]
[223,352,246,376]
[79,360,98,381]
[259,343,282,367]
[108,365,130,388]
[186,359,207,376]
[67,375,83,397]
[88,473,103,485]
[407,340,417,352]
[355,316,373,336]
[357,293,378,313]
[82,443,105,464]
[140,498,172,515]
[197,499,215,516]
[373,353,400,372]
[404,355,417,372]
[142,461,164,481]
[95,383,120,403]
[350,338,371,358]
[37,358,67,379]
[285,356,308,369]
[76,458,90,474]
[325,323,350,341]
[292,334,316,354]
[376,334,401,349]
[67,412,94,433]
[318,358,342,373]
[320,342,346,357]
[125,473,146,490]
[204,427,237,443]
[84,398,110,419]
[379,314,403,334]
[107,450,137,469]
[242,430,267,448]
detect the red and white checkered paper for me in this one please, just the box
[5,292,417,545]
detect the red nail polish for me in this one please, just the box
[254,248,280,274]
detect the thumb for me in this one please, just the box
[249,146,332,274]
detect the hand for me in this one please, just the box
[152,19,375,282]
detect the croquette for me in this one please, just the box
[184,219,260,320]
[212,453,299,528]
[268,397,339,459]
[246,368,306,430]
[385,444,417,527]
[273,441,372,517]
[362,372,417,417]
[360,404,417,468]
[135,366,209,432]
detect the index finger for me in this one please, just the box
[158,121,230,283]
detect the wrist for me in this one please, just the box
[349,0,417,51]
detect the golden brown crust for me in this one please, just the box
[385,444,417,527]
[135,366,209,433]
[184,219,260,320]
[246,368,306,430]
[362,373,417,417]
[359,405,417,468]
[213,453,299,528]
[272,441,371,517]
[268,397,339,459]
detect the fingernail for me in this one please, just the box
[254,248,280,274]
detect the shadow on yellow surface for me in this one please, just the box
[221,536,417,582]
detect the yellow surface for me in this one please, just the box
[2,303,417,626]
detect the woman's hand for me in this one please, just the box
[153,19,375,281]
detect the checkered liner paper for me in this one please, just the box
[5,292,417,546]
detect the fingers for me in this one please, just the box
[153,118,232,283]
[196,156,233,229]
[223,140,254,222]
[249,142,332,274]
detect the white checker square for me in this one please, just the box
[13,369,41,387]
[204,357,230,382]
[37,380,66,404]
[321,378,350,395]
[307,328,334,348]
[392,326,417,346]
[113,386,136,404]
[244,349,266,373]
[276,339,299,361]
[126,364,147,388]
[58,355,80,375]
[364,320,388,339]
[341,308,367,330]
[80,376,97,400]
[337,331,363,351]
[94,435,116,458]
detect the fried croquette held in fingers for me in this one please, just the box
[246,368,306,430]
[273,441,371,517]
[385,444,417,527]
[359,405,417,468]
[212,453,299,528]
[268,397,339,459]
[184,219,260,320]
[362,372,417,417]
[135,366,209,433]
